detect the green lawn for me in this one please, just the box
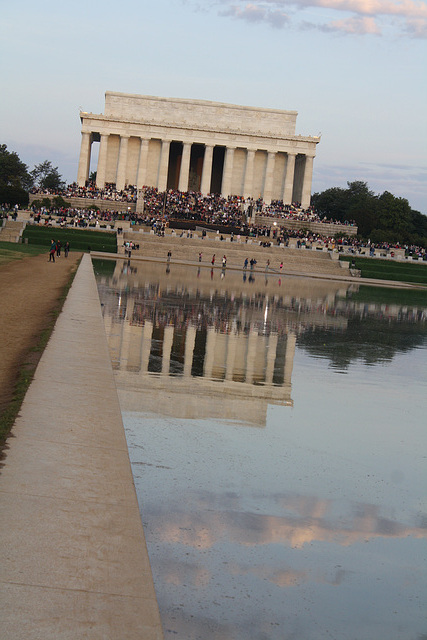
[22,225,117,253]
[0,241,48,265]
[340,255,427,285]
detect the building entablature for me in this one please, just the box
[80,113,320,154]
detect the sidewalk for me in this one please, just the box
[0,254,163,639]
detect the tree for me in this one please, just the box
[311,187,349,222]
[31,160,65,191]
[0,144,33,190]
[375,191,412,237]
[0,144,32,206]
[311,181,427,247]
[52,195,70,208]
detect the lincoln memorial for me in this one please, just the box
[77,91,320,208]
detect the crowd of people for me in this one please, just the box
[262,200,356,227]
[17,183,426,259]
[29,182,357,228]
[31,182,138,203]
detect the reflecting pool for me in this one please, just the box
[94,259,427,640]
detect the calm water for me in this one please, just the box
[94,259,427,640]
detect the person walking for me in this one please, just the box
[222,255,227,268]
[211,254,215,266]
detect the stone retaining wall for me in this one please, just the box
[254,215,358,236]
[29,194,137,213]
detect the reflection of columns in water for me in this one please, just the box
[103,310,116,364]
[212,331,227,380]
[225,327,238,381]
[284,332,296,386]
[183,325,197,377]
[162,325,174,375]
[265,333,278,384]
[141,321,153,373]
[204,327,216,379]
[245,329,258,384]
[119,297,135,370]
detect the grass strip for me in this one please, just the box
[0,241,48,264]
[22,226,117,253]
[0,257,81,449]
[340,255,427,284]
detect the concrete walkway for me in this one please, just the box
[0,254,163,639]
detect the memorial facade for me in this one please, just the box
[78,91,320,208]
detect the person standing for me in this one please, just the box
[211,254,215,266]
[222,255,227,268]
[49,239,56,262]
[64,241,70,258]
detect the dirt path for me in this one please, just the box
[0,251,82,417]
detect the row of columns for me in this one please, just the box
[105,306,297,387]
[77,131,315,206]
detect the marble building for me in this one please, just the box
[77,91,320,208]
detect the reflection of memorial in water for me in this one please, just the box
[97,262,353,426]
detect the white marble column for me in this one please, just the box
[221,146,235,197]
[300,155,314,209]
[162,325,174,375]
[183,325,197,377]
[263,151,276,204]
[200,145,214,195]
[157,140,171,192]
[116,135,129,191]
[243,149,256,199]
[77,132,92,187]
[283,153,296,205]
[96,134,109,188]
[136,138,149,189]
[178,142,192,192]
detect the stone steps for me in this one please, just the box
[122,231,345,277]
[0,220,26,243]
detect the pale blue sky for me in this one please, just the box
[1,0,426,212]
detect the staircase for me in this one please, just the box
[121,230,346,278]
[0,220,26,243]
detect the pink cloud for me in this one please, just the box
[324,15,382,31]
[211,0,427,36]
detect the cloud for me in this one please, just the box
[200,0,427,36]
[322,15,382,32]
[312,161,427,213]
[220,3,290,26]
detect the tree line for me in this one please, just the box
[1,143,426,247]
[0,144,64,207]
[311,181,427,247]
